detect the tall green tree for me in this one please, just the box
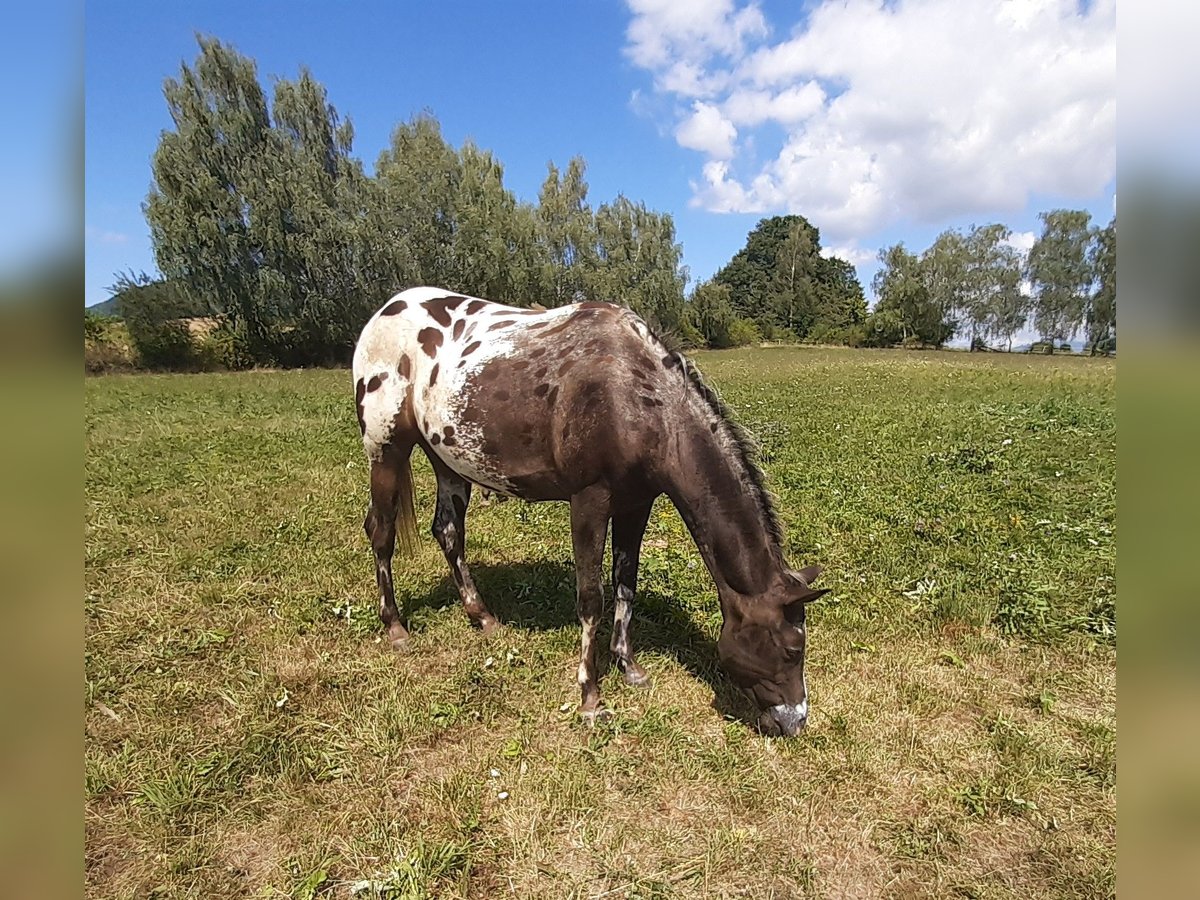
[688,280,741,348]
[265,68,374,362]
[920,229,967,340]
[814,256,868,331]
[447,142,523,301]
[144,37,273,353]
[964,224,1024,349]
[591,196,689,334]
[1027,209,1095,348]
[536,157,597,307]
[871,244,953,346]
[1086,217,1116,354]
[766,218,819,333]
[372,113,461,289]
[713,215,865,338]
[145,37,368,364]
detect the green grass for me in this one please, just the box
[85,347,1115,898]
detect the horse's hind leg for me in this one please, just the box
[571,485,612,723]
[365,441,418,650]
[429,458,498,634]
[611,501,653,687]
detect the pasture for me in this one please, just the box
[85,347,1115,898]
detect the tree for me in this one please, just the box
[1027,209,1094,349]
[447,142,523,301]
[964,224,1024,350]
[536,157,597,307]
[688,280,758,348]
[266,68,375,363]
[871,244,954,346]
[813,256,868,331]
[1086,217,1116,354]
[144,36,273,355]
[713,215,865,339]
[920,229,968,341]
[766,218,819,334]
[372,113,461,289]
[591,196,689,335]
[145,37,369,365]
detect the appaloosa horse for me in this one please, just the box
[353,287,828,735]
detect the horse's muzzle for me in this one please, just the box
[759,700,808,737]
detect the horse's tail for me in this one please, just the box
[393,450,418,555]
[355,309,421,557]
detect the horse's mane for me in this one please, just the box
[669,350,788,556]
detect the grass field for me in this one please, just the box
[85,347,1115,899]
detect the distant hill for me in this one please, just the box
[87,296,122,317]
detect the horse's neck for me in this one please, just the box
[664,413,786,605]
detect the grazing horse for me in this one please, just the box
[353,287,828,736]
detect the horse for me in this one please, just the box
[352,287,828,736]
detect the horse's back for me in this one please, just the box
[353,287,683,497]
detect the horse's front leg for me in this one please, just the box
[611,502,654,687]
[569,485,611,724]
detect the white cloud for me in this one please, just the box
[86,225,129,245]
[1003,231,1037,255]
[624,0,1116,242]
[624,0,768,96]
[821,243,877,267]
[676,102,738,158]
[724,82,825,126]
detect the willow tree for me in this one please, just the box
[1027,209,1095,348]
[536,157,597,307]
[591,195,689,335]
[145,37,367,364]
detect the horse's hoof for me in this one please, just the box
[478,615,500,635]
[387,624,411,652]
[622,665,652,688]
[580,707,613,727]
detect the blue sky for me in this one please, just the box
[84,0,1116,308]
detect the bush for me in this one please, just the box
[660,318,705,352]
[758,323,800,343]
[84,316,137,373]
[861,308,905,347]
[806,322,869,346]
[194,322,252,370]
[126,318,196,370]
[842,324,868,348]
[726,317,761,347]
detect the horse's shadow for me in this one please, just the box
[406,560,759,727]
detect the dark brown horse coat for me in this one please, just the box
[353,287,826,735]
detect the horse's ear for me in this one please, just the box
[782,585,828,623]
[795,565,823,587]
[792,586,829,605]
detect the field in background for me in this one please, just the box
[85,347,1115,898]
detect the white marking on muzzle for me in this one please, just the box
[768,696,809,733]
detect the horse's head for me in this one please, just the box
[716,567,827,736]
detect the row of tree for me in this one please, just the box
[869,212,1116,352]
[108,36,1113,369]
[138,37,700,366]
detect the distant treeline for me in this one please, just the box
[88,36,1114,371]
[868,213,1116,354]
